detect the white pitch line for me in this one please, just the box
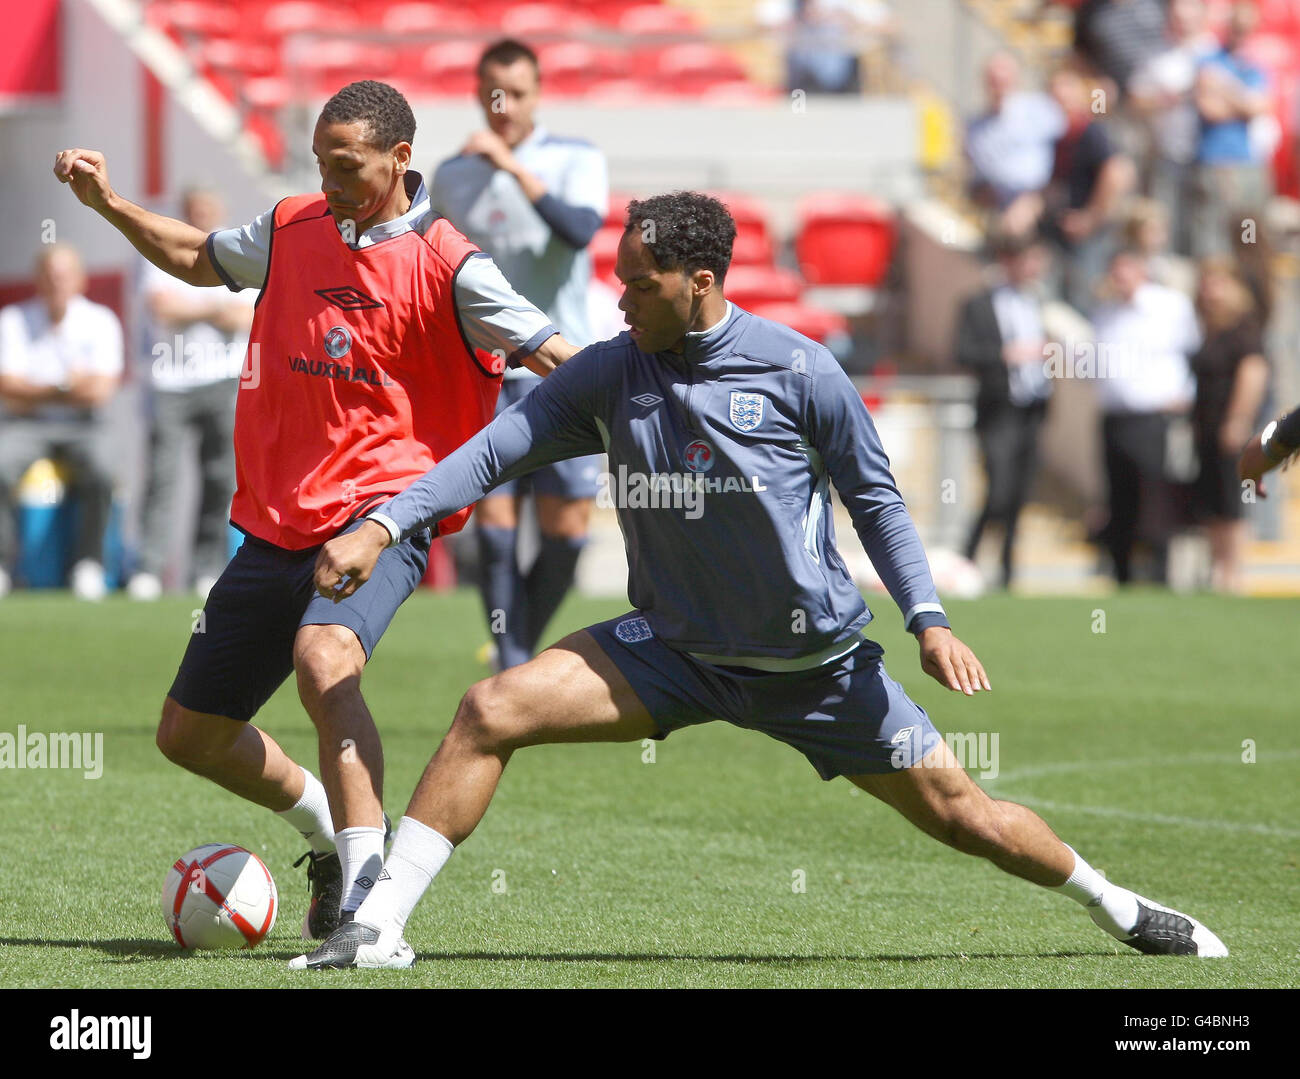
[996,795,1300,839]
[988,749,1300,784]
[982,750,1300,839]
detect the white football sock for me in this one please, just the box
[338,825,386,913]
[276,767,335,854]
[354,816,454,940]
[1051,845,1141,938]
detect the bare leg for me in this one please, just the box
[849,739,1073,886]
[407,629,657,844]
[155,697,305,809]
[294,624,384,831]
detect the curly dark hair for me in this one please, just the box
[624,192,737,284]
[319,81,416,150]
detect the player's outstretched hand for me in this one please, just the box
[917,626,990,696]
[314,520,391,602]
[53,149,115,212]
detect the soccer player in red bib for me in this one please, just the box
[53,81,575,938]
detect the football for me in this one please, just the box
[162,844,277,950]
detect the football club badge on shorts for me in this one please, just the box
[323,325,352,359]
[683,439,715,473]
[728,391,765,432]
[615,616,654,643]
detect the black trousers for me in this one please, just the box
[965,400,1047,587]
[1101,411,1178,585]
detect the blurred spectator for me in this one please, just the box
[965,52,1066,214]
[1127,0,1220,254]
[1189,256,1269,591]
[956,232,1054,589]
[0,245,123,600]
[1123,198,1197,294]
[432,38,607,669]
[1040,65,1136,313]
[1090,249,1199,584]
[129,188,252,601]
[757,0,897,95]
[1074,0,1169,97]
[1224,208,1276,326]
[1191,2,1273,256]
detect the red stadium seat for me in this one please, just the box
[652,43,748,84]
[1255,0,1300,36]
[241,75,294,110]
[617,4,699,35]
[590,226,624,283]
[572,0,645,26]
[604,192,633,230]
[746,301,850,347]
[379,3,480,34]
[196,39,279,80]
[282,41,397,95]
[584,76,670,103]
[501,3,595,36]
[259,1,357,37]
[721,265,803,308]
[419,41,482,96]
[710,192,775,266]
[795,194,896,287]
[148,0,240,37]
[535,41,622,96]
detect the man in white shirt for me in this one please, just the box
[130,188,252,601]
[1089,248,1199,584]
[0,245,123,599]
[432,39,608,669]
[965,52,1066,215]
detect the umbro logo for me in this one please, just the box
[355,876,375,890]
[315,286,384,310]
[377,868,391,881]
[630,393,663,409]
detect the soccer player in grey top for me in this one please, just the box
[433,39,608,669]
[294,193,1227,968]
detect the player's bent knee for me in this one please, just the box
[452,677,525,752]
[155,699,231,769]
[293,625,365,703]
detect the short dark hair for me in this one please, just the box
[624,192,737,284]
[319,81,416,150]
[477,39,540,81]
[986,227,1040,261]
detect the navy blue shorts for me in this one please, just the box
[168,525,431,723]
[587,612,942,780]
[488,378,602,500]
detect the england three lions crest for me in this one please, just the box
[729,392,765,432]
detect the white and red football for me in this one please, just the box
[162,844,277,950]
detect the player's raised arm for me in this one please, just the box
[52,148,220,286]
[807,351,990,694]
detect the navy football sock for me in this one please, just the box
[476,525,530,668]
[524,533,587,653]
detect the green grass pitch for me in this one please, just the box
[0,588,1296,988]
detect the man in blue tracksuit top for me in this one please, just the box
[292,193,1227,969]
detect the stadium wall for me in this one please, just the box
[0,0,280,315]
